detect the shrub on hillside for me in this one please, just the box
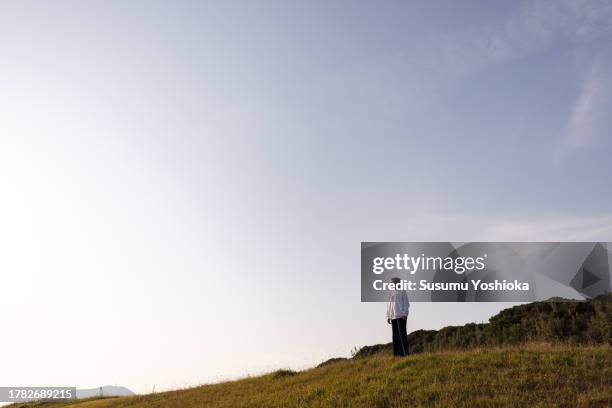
[353,295,612,358]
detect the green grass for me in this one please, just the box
[10,343,612,408]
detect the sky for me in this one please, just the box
[1,0,612,395]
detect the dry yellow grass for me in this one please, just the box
[11,343,612,408]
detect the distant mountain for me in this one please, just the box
[76,386,135,399]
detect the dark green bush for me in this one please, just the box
[353,294,612,358]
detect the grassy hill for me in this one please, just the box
[10,296,612,407]
[9,344,612,408]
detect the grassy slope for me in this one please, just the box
[12,344,612,408]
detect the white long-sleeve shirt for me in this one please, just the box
[387,290,410,319]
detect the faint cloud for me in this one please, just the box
[372,213,612,242]
[482,215,612,241]
[434,0,612,75]
[486,0,612,63]
[565,57,611,147]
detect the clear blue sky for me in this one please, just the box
[1,0,612,394]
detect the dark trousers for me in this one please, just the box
[391,317,408,356]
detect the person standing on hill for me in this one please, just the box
[387,277,410,356]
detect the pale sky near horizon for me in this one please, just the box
[1,0,612,395]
